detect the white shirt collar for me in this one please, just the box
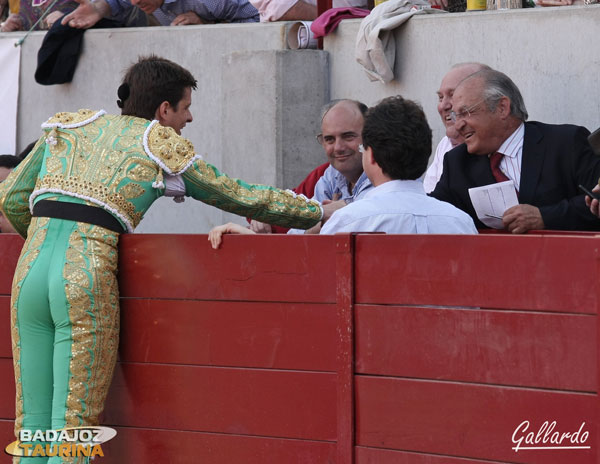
[364,179,425,199]
[497,122,525,159]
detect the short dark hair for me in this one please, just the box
[0,155,21,169]
[119,55,197,120]
[362,95,432,180]
[17,141,37,161]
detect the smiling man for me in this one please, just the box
[249,98,373,235]
[315,99,372,201]
[430,68,600,233]
[423,62,490,193]
[284,99,373,234]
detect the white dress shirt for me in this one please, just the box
[288,165,373,234]
[423,135,453,194]
[320,179,478,234]
[496,123,524,191]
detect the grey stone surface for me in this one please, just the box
[325,6,600,152]
[12,23,329,233]
[221,49,328,187]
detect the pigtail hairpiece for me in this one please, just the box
[116,83,130,109]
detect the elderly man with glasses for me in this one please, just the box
[430,68,600,233]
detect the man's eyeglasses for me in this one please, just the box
[316,132,360,145]
[449,99,487,122]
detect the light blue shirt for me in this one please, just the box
[313,165,373,204]
[106,0,259,25]
[288,165,373,234]
[320,179,478,235]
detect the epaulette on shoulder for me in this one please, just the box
[143,121,199,175]
[41,109,106,130]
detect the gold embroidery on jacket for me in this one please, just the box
[183,159,322,228]
[43,109,99,127]
[120,183,145,200]
[127,164,156,182]
[64,223,119,429]
[45,156,63,175]
[146,124,195,173]
[33,175,143,228]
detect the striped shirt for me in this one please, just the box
[107,0,259,25]
[496,122,524,191]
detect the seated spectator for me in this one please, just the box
[61,0,258,29]
[0,154,20,233]
[423,62,490,193]
[251,0,366,21]
[320,96,477,234]
[0,0,77,31]
[430,68,600,233]
[251,99,373,234]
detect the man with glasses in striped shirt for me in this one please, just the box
[430,68,600,233]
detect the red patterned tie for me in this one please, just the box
[489,152,510,183]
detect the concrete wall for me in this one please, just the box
[9,23,329,233]
[5,5,600,232]
[326,5,600,148]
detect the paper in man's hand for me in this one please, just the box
[468,181,519,228]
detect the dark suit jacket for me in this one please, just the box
[430,121,600,231]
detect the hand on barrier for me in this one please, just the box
[61,0,106,29]
[171,11,209,25]
[1,14,23,32]
[208,222,255,249]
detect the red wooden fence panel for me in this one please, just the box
[355,305,596,391]
[104,363,337,440]
[0,297,10,358]
[353,233,599,464]
[118,234,338,303]
[101,427,337,463]
[0,359,14,419]
[355,376,595,464]
[354,234,600,312]
[355,446,500,463]
[119,299,338,370]
[106,234,343,463]
[0,236,18,464]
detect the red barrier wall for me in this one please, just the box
[0,232,597,463]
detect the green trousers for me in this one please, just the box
[11,216,120,464]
